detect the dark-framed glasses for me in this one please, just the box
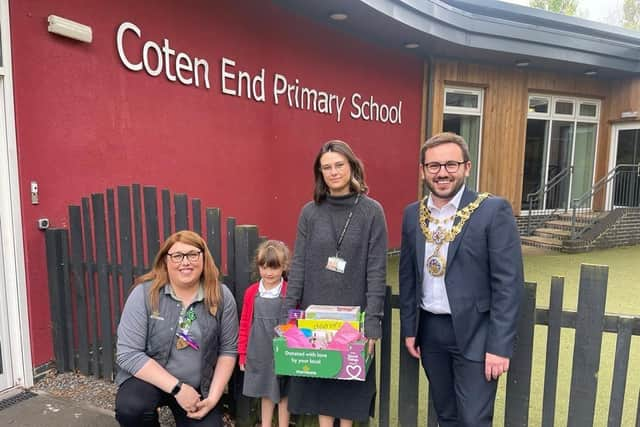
[423,160,467,174]
[167,250,202,263]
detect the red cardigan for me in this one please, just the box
[238,280,287,366]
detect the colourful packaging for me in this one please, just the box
[304,305,361,321]
[273,336,372,381]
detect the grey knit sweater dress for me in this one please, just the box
[282,192,388,421]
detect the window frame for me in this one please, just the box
[527,95,552,118]
[443,85,484,191]
[444,86,483,116]
[576,99,600,122]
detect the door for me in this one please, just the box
[521,119,574,210]
[611,126,640,208]
[0,221,13,390]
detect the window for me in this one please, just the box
[529,96,550,115]
[522,94,600,210]
[443,86,483,191]
[554,99,575,116]
[578,102,598,119]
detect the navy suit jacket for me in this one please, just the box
[398,188,523,361]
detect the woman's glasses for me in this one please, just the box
[167,251,202,263]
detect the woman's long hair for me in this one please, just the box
[134,230,222,315]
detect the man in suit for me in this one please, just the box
[399,132,523,426]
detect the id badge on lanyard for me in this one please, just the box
[325,194,360,275]
[326,256,347,273]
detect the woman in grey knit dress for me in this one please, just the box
[282,140,388,427]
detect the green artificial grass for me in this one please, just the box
[382,245,640,426]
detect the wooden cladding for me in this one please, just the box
[428,59,619,215]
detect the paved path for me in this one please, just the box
[0,390,118,427]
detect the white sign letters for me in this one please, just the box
[116,22,402,125]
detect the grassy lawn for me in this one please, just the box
[382,244,640,426]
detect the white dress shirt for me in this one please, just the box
[420,185,465,314]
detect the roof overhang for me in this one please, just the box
[272,0,640,78]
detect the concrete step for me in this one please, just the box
[521,235,563,250]
[557,211,606,222]
[543,219,578,231]
[533,228,572,240]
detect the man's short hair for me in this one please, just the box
[420,132,471,165]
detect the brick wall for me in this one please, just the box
[590,208,640,250]
[516,214,550,236]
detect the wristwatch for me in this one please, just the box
[170,380,183,396]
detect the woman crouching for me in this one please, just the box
[115,230,238,427]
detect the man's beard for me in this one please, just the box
[424,176,465,200]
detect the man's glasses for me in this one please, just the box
[167,251,202,264]
[423,161,467,174]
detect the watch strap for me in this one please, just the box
[170,380,183,396]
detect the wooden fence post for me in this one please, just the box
[174,193,188,232]
[225,217,237,293]
[505,281,536,426]
[567,264,608,427]
[206,207,222,269]
[607,315,634,426]
[143,186,160,263]
[81,197,100,375]
[542,276,564,427]
[231,225,259,427]
[378,287,392,427]
[92,193,115,380]
[45,228,73,372]
[397,320,420,426]
[117,186,135,297]
[69,206,89,375]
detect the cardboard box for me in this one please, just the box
[273,337,372,381]
[304,305,361,321]
[296,318,360,331]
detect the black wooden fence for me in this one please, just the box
[45,185,640,426]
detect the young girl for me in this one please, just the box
[238,240,290,427]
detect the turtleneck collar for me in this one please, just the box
[325,192,359,207]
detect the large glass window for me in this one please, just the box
[443,86,483,191]
[521,94,600,210]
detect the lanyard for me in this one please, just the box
[332,194,361,257]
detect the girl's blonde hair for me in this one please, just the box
[254,240,290,280]
[134,230,222,315]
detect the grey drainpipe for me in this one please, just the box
[425,55,434,142]
[422,56,435,198]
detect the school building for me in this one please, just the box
[1,0,639,392]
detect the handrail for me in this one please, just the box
[526,166,574,235]
[570,163,640,239]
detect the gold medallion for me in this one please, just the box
[426,251,446,277]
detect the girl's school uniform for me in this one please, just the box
[238,280,288,402]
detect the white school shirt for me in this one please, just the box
[420,185,465,314]
[258,278,283,298]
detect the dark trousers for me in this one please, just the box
[418,310,498,427]
[115,377,223,427]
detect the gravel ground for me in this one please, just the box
[32,371,234,427]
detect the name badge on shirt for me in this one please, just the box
[326,256,346,274]
[150,311,164,320]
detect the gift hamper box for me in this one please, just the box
[272,336,372,381]
[272,305,371,381]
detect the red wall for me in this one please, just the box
[10,0,423,365]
